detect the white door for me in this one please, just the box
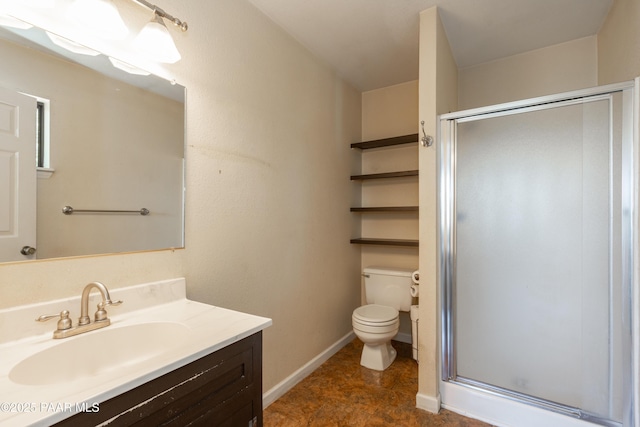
[0,86,36,261]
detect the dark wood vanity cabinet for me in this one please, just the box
[54,332,263,427]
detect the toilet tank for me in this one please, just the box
[363,266,415,311]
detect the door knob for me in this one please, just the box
[20,246,36,255]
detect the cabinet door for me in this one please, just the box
[54,332,263,427]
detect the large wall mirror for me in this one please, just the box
[0,20,185,263]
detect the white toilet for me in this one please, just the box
[352,266,414,371]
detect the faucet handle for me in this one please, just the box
[94,299,123,322]
[97,299,123,309]
[36,310,73,331]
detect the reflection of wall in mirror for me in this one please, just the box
[0,37,184,259]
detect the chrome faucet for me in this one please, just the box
[37,282,123,339]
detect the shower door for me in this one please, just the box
[440,83,635,427]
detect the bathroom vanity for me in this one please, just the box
[54,332,263,426]
[0,278,272,427]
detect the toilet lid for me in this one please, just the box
[353,304,398,324]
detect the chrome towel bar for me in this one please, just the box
[62,206,150,216]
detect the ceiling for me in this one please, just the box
[246,0,613,92]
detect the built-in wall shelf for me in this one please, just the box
[350,206,418,213]
[350,170,418,180]
[350,133,418,150]
[350,238,419,247]
[350,132,419,248]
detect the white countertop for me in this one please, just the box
[0,278,272,426]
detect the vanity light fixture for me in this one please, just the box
[133,11,180,63]
[130,0,187,64]
[3,0,187,66]
[67,0,129,40]
[67,0,187,63]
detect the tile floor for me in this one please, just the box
[264,338,492,426]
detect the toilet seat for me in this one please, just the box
[352,304,398,326]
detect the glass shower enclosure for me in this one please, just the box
[439,82,636,427]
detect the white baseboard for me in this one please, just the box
[263,331,355,408]
[416,392,441,414]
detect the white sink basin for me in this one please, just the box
[9,322,189,386]
[0,278,272,427]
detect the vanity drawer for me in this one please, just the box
[54,331,263,427]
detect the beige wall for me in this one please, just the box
[0,38,184,259]
[458,36,598,110]
[598,0,640,85]
[0,0,362,394]
[359,80,419,337]
[362,81,419,140]
[417,6,458,412]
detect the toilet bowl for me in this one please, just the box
[352,266,414,371]
[352,304,399,371]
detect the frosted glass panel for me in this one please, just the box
[454,97,622,422]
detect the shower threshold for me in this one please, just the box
[443,377,622,427]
